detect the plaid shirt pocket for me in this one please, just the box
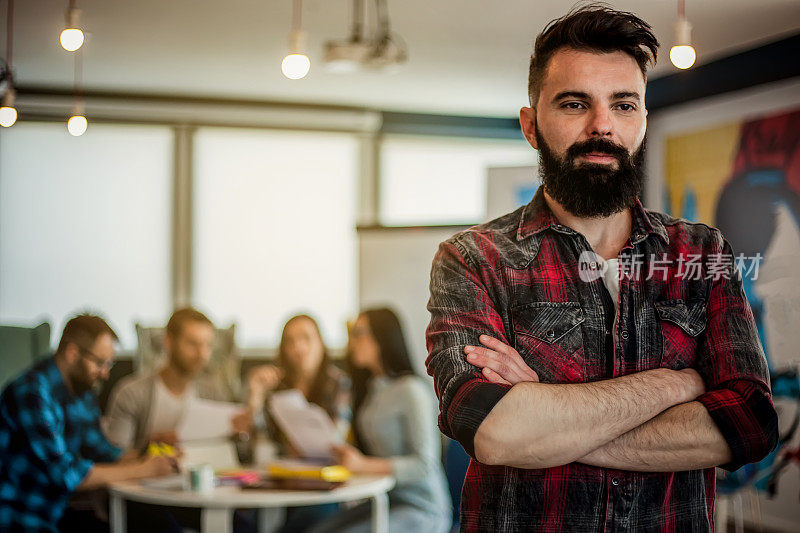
[654,299,707,370]
[510,301,586,383]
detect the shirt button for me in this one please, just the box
[547,330,556,339]
[611,478,620,486]
[620,330,629,340]
[589,261,598,269]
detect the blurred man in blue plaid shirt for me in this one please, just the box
[0,314,173,532]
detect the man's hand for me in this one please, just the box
[148,431,178,446]
[78,452,177,489]
[231,408,253,434]
[464,334,539,385]
[136,455,175,479]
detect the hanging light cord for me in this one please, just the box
[678,0,685,19]
[5,0,13,71]
[350,0,363,42]
[291,0,302,32]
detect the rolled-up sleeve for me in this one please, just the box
[425,238,511,458]
[696,237,779,471]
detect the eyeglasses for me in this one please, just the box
[79,346,115,371]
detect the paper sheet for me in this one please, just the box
[176,398,243,442]
[182,440,240,470]
[268,389,340,460]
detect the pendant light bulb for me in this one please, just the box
[670,17,696,69]
[60,8,84,52]
[67,103,87,136]
[282,29,310,80]
[0,89,17,127]
[282,53,310,80]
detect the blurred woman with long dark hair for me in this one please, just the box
[246,314,350,433]
[310,307,451,533]
[247,314,350,533]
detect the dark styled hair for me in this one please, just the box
[166,307,214,338]
[348,307,416,449]
[277,314,340,418]
[56,314,118,356]
[528,3,659,106]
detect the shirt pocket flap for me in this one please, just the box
[654,300,707,337]
[512,302,585,344]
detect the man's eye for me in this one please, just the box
[615,103,636,111]
[562,102,585,110]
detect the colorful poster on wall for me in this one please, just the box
[664,107,800,372]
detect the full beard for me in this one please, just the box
[535,123,646,218]
[69,371,95,395]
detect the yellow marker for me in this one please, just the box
[147,442,176,457]
[267,464,351,483]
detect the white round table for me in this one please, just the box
[109,475,395,533]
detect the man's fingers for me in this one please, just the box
[482,367,512,386]
[464,345,499,359]
[466,342,540,385]
[466,344,528,377]
[466,348,525,383]
[478,334,517,356]
[478,335,528,366]
[466,350,524,383]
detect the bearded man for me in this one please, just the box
[425,6,777,531]
[0,314,173,531]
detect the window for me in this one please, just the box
[193,128,359,348]
[0,123,173,349]
[380,135,535,226]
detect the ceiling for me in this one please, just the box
[9,0,800,117]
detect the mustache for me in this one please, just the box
[566,138,630,162]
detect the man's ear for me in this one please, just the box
[519,107,538,150]
[163,334,173,354]
[63,342,79,364]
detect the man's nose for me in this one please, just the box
[587,107,613,138]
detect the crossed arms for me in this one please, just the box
[467,335,732,471]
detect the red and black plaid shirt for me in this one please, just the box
[426,187,778,532]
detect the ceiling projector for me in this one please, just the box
[323,0,407,72]
[323,38,407,72]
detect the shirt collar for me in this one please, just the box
[516,186,669,246]
[41,357,75,405]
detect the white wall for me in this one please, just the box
[358,227,463,377]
